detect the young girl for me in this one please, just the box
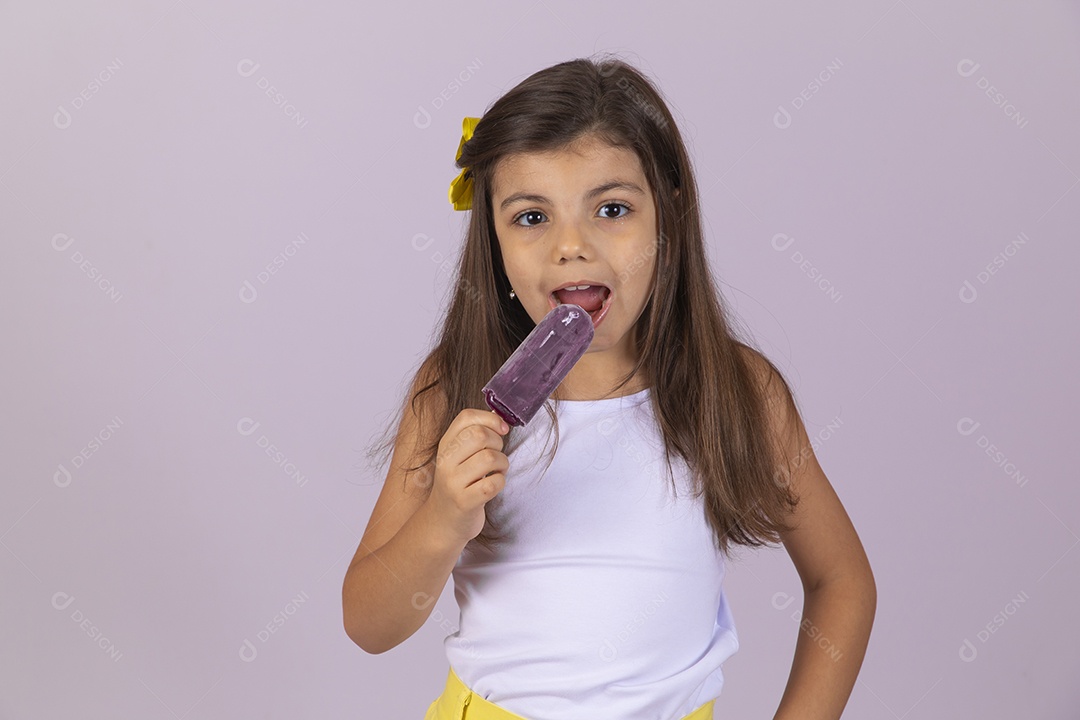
[344,57,876,720]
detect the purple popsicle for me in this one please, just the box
[483,303,595,426]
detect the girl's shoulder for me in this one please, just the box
[349,356,447,568]
[735,342,788,396]
[403,355,449,450]
[733,342,800,436]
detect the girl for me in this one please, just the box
[343,56,876,720]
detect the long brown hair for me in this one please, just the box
[366,55,801,558]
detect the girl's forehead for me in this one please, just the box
[503,134,630,166]
[492,138,646,191]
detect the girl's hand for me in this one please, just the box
[426,409,510,546]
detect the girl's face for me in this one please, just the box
[490,134,659,394]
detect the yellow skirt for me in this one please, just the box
[423,666,714,720]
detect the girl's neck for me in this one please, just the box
[553,375,650,402]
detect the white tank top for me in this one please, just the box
[443,387,739,719]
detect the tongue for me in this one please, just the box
[555,286,606,311]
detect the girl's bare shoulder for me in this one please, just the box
[350,358,447,565]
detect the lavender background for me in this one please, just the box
[2,1,1078,718]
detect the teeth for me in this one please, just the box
[552,284,608,305]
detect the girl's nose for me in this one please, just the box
[550,219,592,263]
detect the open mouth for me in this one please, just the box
[548,284,613,328]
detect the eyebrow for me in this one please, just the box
[498,180,647,211]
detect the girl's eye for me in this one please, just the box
[513,210,546,227]
[599,203,631,219]
[512,204,631,226]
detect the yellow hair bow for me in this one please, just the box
[449,116,481,211]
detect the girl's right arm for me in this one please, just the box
[342,379,510,654]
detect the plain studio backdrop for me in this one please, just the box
[2,1,1078,718]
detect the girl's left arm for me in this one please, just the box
[750,351,877,720]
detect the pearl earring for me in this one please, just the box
[509,288,516,299]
